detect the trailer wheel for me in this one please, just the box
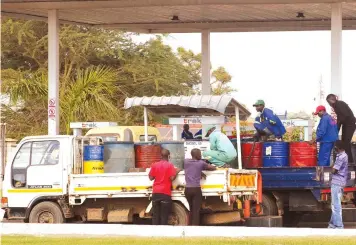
[262,194,278,216]
[29,201,64,224]
[168,202,189,226]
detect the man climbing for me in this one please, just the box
[326,94,356,164]
[310,105,338,166]
[253,100,286,142]
[202,126,237,168]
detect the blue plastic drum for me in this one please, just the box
[83,145,104,161]
[262,142,289,167]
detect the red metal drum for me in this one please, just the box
[289,142,317,167]
[241,142,263,168]
[134,143,162,168]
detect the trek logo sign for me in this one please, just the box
[183,118,202,124]
[81,122,98,128]
[282,120,296,127]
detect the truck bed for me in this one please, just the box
[69,169,259,199]
[259,166,356,190]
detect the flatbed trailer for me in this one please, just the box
[258,166,356,225]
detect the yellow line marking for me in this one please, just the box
[8,189,63,193]
[201,184,224,189]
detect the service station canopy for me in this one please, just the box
[124,95,251,120]
[2,0,356,33]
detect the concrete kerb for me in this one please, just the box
[1,224,356,238]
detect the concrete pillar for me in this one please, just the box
[331,3,343,99]
[48,10,60,135]
[201,30,211,95]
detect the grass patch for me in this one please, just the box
[2,236,356,245]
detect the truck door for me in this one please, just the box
[8,139,64,207]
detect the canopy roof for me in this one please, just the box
[2,0,356,33]
[124,95,251,120]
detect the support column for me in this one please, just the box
[48,10,60,135]
[331,3,343,99]
[201,30,211,95]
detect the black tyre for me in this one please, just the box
[262,194,278,216]
[168,202,189,226]
[29,201,64,224]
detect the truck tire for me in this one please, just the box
[262,194,278,216]
[29,201,64,224]
[169,202,189,226]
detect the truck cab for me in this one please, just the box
[2,136,72,222]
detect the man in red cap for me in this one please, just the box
[310,106,338,166]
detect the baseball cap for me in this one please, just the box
[253,100,265,107]
[205,125,216,137]
[313,105,326,115]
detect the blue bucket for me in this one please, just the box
[83,145,104,161]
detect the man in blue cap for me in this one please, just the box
[253,100,286,142]
[202,125,237,167]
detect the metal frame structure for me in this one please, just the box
[124,95,251,169]
[2,0,352,135]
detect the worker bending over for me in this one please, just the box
[310,106,338,166]
[184,148,216,225]
[149,149,181,225]
[327,94,356,164]
[253,100,286,141]
[202,126,237,167]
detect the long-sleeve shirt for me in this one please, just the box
[333,100,356,129]
[254,108,286,137]
[316,113,338,142]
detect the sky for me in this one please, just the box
[133,31,356,117]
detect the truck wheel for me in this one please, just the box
[29,201,64,224]
[168,202,189,226]
[262,194,278,216]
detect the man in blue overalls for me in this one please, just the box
[253,100,286,142]
[310,105,338,166]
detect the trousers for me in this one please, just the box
[318,142,334,166]
[203,150,236,167]
[328,184,344,229]
[152,193,172,225]
[341,124,356,163]
[184,187,202,226]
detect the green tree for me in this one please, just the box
[1,18,237,139]
[2,66,120,138]
[211,66,236,95]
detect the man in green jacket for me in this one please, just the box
[202,126,237,167]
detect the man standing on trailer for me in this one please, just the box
[328,140,348,229]
[253,100,286,141]
[149,149,180,225]
[202,126,237,167]
[310,105,338,166]
[326,94,356,164]
[184,148,216,225]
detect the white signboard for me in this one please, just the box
[70,122,118,129]
[169,116,225,125]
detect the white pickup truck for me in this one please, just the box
[1,135,261,225]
